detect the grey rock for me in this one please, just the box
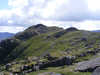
[75,57,100,72]
[5,63,12,70]
[92,67,100,75]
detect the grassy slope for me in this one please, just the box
[26,31,100,75]
[4,30,100,75]
[8,30,100,61]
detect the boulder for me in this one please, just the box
[80,38,87,41]
[75,57,100,72]
[65,56,76,65]
[31,56,76,71]
[5,63,12,70]
[40,56,75,68]
[92,67,100,75]
[86,50,97,55]
[21,65,31,71]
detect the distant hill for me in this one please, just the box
[93,30,100,32]
[0,32,14,41]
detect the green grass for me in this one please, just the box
[7,30,100,62]
[3,30,100,75]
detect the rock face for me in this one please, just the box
[39,56,75,69]
[75,57,100,72]
[15,24,63,40]
[20,56,75,73]
[38,72,62,75]
[54,27,78,38]
[0,38,20,62]
[92,67,100,75]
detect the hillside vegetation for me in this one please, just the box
[1,24,100,75]
[8,26,100,61]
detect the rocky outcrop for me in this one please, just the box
[74,49,100,60]
[54,27,78,38]
[19,56,76,73]
[0,38,20,63]
[75,57,100,72]
[92,67,100,75]
[39,56,75,68]
[15,24,63,40]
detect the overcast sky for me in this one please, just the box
[0,0,100,33]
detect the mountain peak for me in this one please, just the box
[66,27,78,32]
[34,24,47,28]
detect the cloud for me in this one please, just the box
[72,21,100,30]
[41,0,90,21]
[0,26,25,33]
[0,0,100,32]
[40,20,100,31]
[0,0,91,24]
[8,0,29,8]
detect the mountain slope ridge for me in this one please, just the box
[7,27,100,62]
[0,24,63,63]
[1,24,100,75]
